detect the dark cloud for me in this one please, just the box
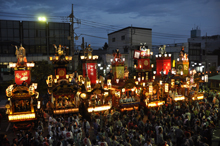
[0,0,219,46]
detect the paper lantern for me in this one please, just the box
[165,83,169,93]
[149,82,153,95]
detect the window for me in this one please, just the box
[112,38,115,42]
[121,35,125,40]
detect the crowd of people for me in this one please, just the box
[1,90,220,146]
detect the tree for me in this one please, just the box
[31,60,54,95]
[102,42,108,50]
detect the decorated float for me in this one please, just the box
[5,45,39,128]
[78,44,112,113]
[46,44,79,115]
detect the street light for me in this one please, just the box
[38,17,49,61]
[38,17,46,21]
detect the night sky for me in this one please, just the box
[0,0,220,49]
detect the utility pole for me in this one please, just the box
[69,4,81,71]
[205,33,207,73]
[70,4,75,71]
[130,25,133,69]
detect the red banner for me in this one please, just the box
[15,70,31,85]
[87,63,97,84]
[56,68,66,79]
[156,58,171,76]
[137,59,150,70]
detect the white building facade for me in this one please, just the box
[107,26,152,68]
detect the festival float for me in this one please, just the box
[79,44,111,113]
[46,44,79,115]
[141,45,172,107]
[155,45,172,76]
[106,48,142,111]
[5,45,39,128]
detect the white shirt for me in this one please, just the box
[65,131,73,140]
[98,141,108,146]
[35,131,39,139]
[83,137,92,146]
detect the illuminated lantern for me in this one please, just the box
[55,56,59,60]
[66,74,69,79]
[56,75,59,79]
[134,64,136,68]
[49,57,53,61]
[181,71,183,76]
[65,56,69,60]
[153,71,156,74]
[54,79,57,83]
[37,101,41,109]
[202,76,204,80]
[143,82,145,87]
[88,55,92,59]
[149,82,153,95]
[142,77,144,80]
[165,83,169,93]
[135,81,138,85]
[151,64,154,68]
[96,80,99,84]
[81,56,85,60]
[205,75,208,82]
[153,76,155,80]
[122,88,125,92]
[151,52,153,55]
[171,79,175,88]
[116,79,119,83]
[138,77,141,82]
[107,79,111,89]
[87,81,91,91]
[134,76,136,79]
[160,80,163,85]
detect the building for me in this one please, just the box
[0,20,71,79]
[188,27,220,72]
[107,26,152,68]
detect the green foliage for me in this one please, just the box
[102,42,108,50]
[31,60,54,94]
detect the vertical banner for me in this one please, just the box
[156,58,171,76]
[116,66,124,79]
[56,68,66,79]
[183,62,189,75]
[15,70,31,85]
[86,63,97,84]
